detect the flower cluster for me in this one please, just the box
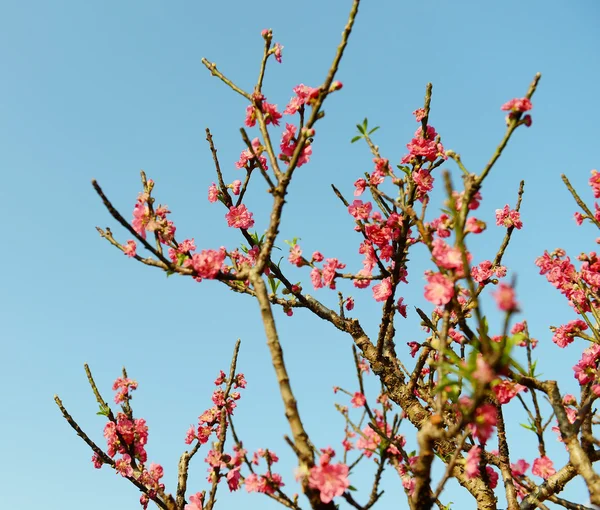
[185,371,247,495]
[92,378,166,510]
[495,205,523,230]
[132,185,176,244]
[245,449,285,495]
[401,125,446,164]
[536,249,592,312]
[245,92,282,128]
[307,449,350,504]
[310,257,346,290]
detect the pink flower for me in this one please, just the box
[356,426,381,457]
[589,170,600,198]
[501,97,533,112]
[358,359,369,373]
[407,341,420,357]
[511,459,530,477]
[234,373,247,389]
[413,169,434,199]
[348,200,372,221]
[373,277,392,302]
[226,204,255,229]
[454,190,482,211]
[552,319,588,348]
[470,403,497,443]
[424,272,454,306]
[413,108,426,122]
[229,180,242,196]
[284,84,320,115]
[397,297,407,318]
[532,456,556,480]
[448,328,465,344]
[471,260,494,283]
[178,238,196,254]
[432,239,468,272]
[495,205,523,229]
[235,138,268,170]
[308,451,350,504]
[132,202,151,239]
[279,123,312,167]
[245,472,284,495]
[353,268,372,289]
[322,258,345,289]
[245,105,258,127]
[511,321,526,334]
[465,446,481,479]
[402,476,415,496]
[486,467,499,489]
[184,425,196,445]
[472,356,495,384]
[273,42,283,63]
[465,217,486,234]
[311,268,323,289]
[185,493,204,510]
[492,283,518,312]
[565,406,578,424]
[573,344,600,385]
[365,223,393,248]
[354,178,367,196]
[350,392,366,407]
[262,101,282,126]
[404,125,445,163]
[345,297,354,311]
[112,377,138,403]
[288,244,303,267]
[115,454,134,477]
[312,251,324,262]
[493,380,526,404]
[184,248,226,279]
[227,467,242,491]
[122,240,137,258]
[427,213,450,238]
[207,183,220,203]
[91,452,103,469]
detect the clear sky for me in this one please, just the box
[2,1,600,509]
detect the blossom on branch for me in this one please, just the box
[308,450,350,504]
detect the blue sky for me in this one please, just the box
[2,0,600,509]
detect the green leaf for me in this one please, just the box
[348,485,357,491]
[520,422,536,432]
[97,404,110,417]
[368,126,380,135]
[356,124,365,135]
[396,165,411,176]
[509,357,528,376]
[350,135,362,143]
[362,118,368,130]
[530,359,540,378]
[480,316,489,336]
[267,276,278,295]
